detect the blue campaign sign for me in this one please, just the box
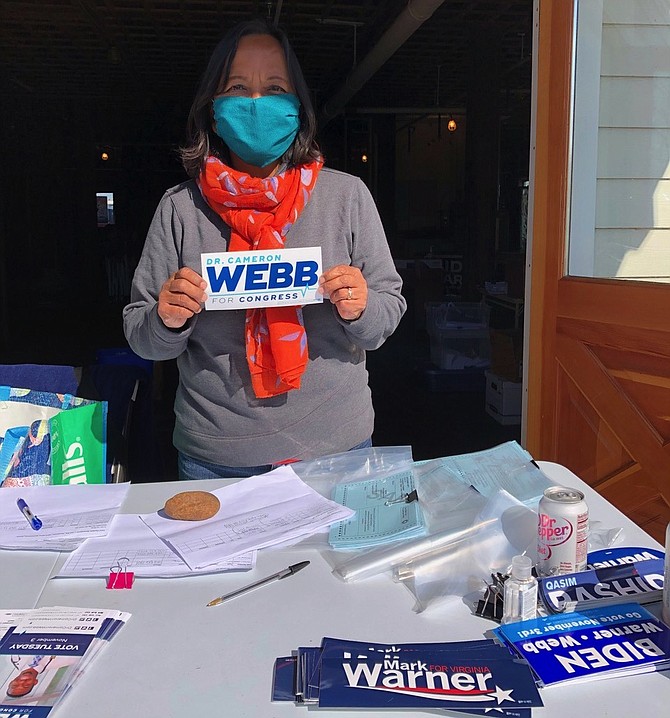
[201,247,323,310]
[587,546,664,568]
[537,558,664,613]
[495,602,670,686]
[316,638,542,710]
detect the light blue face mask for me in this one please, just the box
[212,94,301,168]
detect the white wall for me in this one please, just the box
[569,0,670,280]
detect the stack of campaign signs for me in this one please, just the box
[538,546,664,614]
[494,601,670,687]
[273,636,543,716]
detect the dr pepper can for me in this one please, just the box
[537,486,589,575]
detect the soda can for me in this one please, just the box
[537,486,589,575]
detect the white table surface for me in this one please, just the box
[2,461,668,717]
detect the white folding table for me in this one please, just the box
[1,461,667,717]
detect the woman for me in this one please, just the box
[123,18,406,479]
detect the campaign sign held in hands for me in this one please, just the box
[202,247,323,310]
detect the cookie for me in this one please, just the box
[163,491,220,521]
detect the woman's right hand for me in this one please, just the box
[157,268,208,329]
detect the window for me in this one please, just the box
[568,0,670,282]
[96,192,115,227]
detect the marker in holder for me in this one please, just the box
[17,498,42,531]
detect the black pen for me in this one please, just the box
[206,561,310,607]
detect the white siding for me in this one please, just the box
[597,128,670,178]
[595,229,670,280]
[596,179,670,228]
[601,26,670,77]
[603,1,670,24]
[599,77,670,128]
[570,0,670,280]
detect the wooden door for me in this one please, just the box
[525,0,670,543]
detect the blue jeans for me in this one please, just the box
[178,437,373,481]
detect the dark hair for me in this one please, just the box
[180,18,321,178]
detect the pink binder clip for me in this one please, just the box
[106,557,135,589]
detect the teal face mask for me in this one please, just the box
[212,94,301,168]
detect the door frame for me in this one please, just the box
[524,0,574,456]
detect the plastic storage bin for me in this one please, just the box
[425,301,490,333]
[429,329,491,370]
[425,302,491,370]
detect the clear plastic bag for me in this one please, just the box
[393,490,537,612]
[331,461,490,582]
[588,520,624,552]
[294,447,625,607]
[270,446,415,551]
[291,445,413,497]
[390,494,624,614]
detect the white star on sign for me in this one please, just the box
[491,685,515,704]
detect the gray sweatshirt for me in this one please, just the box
[123,167,406,466]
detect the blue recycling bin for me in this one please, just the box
[95,347,153,378]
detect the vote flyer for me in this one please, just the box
[0,606,130,718]
[201,247,323,310]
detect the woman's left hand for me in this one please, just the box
[319,265,368,321]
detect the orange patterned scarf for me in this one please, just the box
[198,156,323,398]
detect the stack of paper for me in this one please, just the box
[0,606,130,717]
[294,646,322,704]
[140,465,354,570]
[53,465,352,579]
[0,483,130,551]
[494,602,670,686]
[57,514,255,578]
[273,636,543,715]
[328,470,425,549]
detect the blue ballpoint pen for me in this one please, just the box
[17,498,43,531]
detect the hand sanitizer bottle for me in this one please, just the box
[502,555,538,624]
[663,523,670,626]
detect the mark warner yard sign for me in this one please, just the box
[201,247,323,310]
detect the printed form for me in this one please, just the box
[57,514,255,577]
[427,441,553,504]
[140,466,354,570]
[328,470,425,549]
[0,483,130,551]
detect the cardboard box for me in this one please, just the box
[485,370,522,422]
[489,329,523,381]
